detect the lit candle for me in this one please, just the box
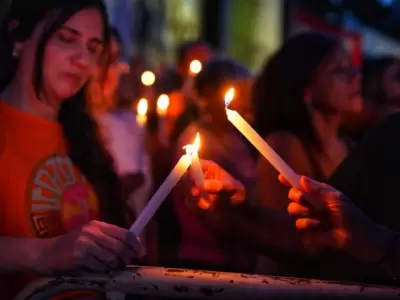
[185,133,204,187]
[189,60,202,76]
[182,60,202,95]
[157,94,170,117]
[136,98,148,171]
[136,98,148,127]
[130,137,198,235]
[141,70,156,87]
[157,94,170,146]
[224,88,300,188]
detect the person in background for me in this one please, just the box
[342,56,400,141]
[0,0,144,298]
[362,56,400,122]
[90,26,156,266]
[252,31,362,276]
[171,57,257,273]
[152,41,213,267]
[280,175,400,282]
[91,26,151,221]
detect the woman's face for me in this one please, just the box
[381,62,400,104]
[18,8,104,104]
[311,48,362,114]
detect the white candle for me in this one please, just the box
[136,98,148,171]
[136,98,148,127]
[182,60,202,96]
[129,134,199,235]
[185,133,204,187]
[130,153,191,235]
[157,94,170,146]
[224,88,300,188]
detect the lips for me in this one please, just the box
[63,73,83,87]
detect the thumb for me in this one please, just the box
[301,176,324,194]
[300,177,327,212]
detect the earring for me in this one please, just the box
[12,48,18,58]
[305,101,313,115]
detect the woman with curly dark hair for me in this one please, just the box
[253,31,361,275]
[0,0,143,298]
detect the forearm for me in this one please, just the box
[344,222,400,279]
[0,236,52,273]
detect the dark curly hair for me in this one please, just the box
[0,0,128,227]
[253,31,340,149]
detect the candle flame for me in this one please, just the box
[183,132,201,155]
[189,60,202,75]
[137,98,148,116]
[224,88,235,107]
[141,71,155,86]
[157,94,170,111]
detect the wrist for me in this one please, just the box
[346,220,394,265]
[31,237,59,274]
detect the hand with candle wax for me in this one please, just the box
[279,175,395,265]
[189,160,246,210]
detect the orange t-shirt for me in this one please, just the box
[0,101,100,299]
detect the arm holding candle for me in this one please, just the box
[281,176,400,279]
[185,160,318,258]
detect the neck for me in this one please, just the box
[311,110,342,148]
[1,72,59,121]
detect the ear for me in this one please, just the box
[303,87,313,105]
[8,20,23,58]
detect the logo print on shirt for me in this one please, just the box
[26,154,99,238]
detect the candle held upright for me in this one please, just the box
[157,94,170,146]
[157,94,169,117]
[129,135,200,235]
[182,60,202,95]
[224,88,300,188]
[137,98,148,127]
[185,132,204,188]
[136,98,148,171]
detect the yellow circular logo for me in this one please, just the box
[26,154,99,238]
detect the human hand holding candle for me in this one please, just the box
[129,135,199,236]
[190,160,246,210]
[224,88,300,188]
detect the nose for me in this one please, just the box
[72,46,90,70]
